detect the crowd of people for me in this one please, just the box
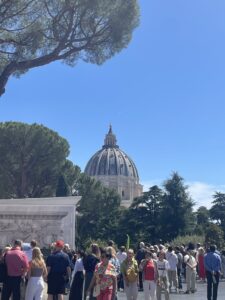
[0,239,224,300]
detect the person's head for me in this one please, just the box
[159,251,166,261]
[210,245,217,253]
[198,247,205,255]
[106,246,116,258]
[139,242,145,249]
[149,246,155,252]
[77,249,85,259]
[55,240,64,250]
[120,246,126,252]
[127,249,134,260]
[63,243,70,252]
[101,249,112,264]
[154,245,159,253]
[31,247,44,267]
[30,240,37,248]
[14,240,22,249]
[91,243,100,257]
[145,251,153,260]
[159,244,164,251]
[175,246,180,252]
[107,240,115,247]
[168,246,173,252]
[32,247,43,260]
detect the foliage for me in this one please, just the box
[205,223,225,249]
[56,175,69,197]
[210,192,225,236]
[0,0,140,96]
[0,122,70,198]
[160,172,195,241]
[76,174,121,247]
[194,206,210,235]
[171,235,205,248]
[116,185,164,246]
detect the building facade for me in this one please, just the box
[84,126,143,204]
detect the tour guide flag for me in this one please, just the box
[126,234,130,250]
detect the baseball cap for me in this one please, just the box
[55,240,64,248]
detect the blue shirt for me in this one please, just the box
[204,252,221,273]
[46,251,70,274]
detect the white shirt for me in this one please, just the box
[71,258,84,281]
[184,254,196,270]
[156,259,169,277]
[117,251,127,264]
[165,251,178,271]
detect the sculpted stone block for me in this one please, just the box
[0,197,80,249]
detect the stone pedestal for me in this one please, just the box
[0,197,80,249]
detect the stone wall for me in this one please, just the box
[0,197,80,249]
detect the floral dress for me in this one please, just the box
[95,262,116,291]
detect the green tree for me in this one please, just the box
[0,0,139,96]
[194,206,210,235]
[210,192,225,235]
[56,175,69,197]
[0,122,70,198]
[205,223,225,249]
[161,172,195,241]
[76,174,121,246]
[120,185,164,244]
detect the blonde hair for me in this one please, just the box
[106,246,116,258]
[31,247,45,268]
[198,247,205,255]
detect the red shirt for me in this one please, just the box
[5,247,29,276]
[144,260,155,281]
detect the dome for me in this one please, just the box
[84,125,139,180]
[84,125,143,204]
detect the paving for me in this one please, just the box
[1,280,223,299]
[59,280,225,300]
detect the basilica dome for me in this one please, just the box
[84,126,143,204]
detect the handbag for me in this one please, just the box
[93,283,101,297]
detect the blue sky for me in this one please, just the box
[1,0,225,207]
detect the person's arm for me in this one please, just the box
[42,262,48,281]
[27,262,31,279]
[67,266,71,280]
[22,254,29,276]
[204,255,212,272]
[87,272,97,294]
[112,275,117,300]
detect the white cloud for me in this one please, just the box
[142,179,225,209]
[187,182,225,209]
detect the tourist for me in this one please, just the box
[87,248,116,300]
[121,249,139,300]
[204,245,221,300]
[184,250,197,294]
[221,250,225,279]
[165,246,178,293]
[69,249,85,300]
[83,243,100,300]
[139,250,157,300]
[174,246,183,291]
[1,240,29,300]
[197,247,206,282]
[156,251,169,300]
[135,242,146,291]
[116,246,127,291]
[25,247,47,300]
[46,240,71,300]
